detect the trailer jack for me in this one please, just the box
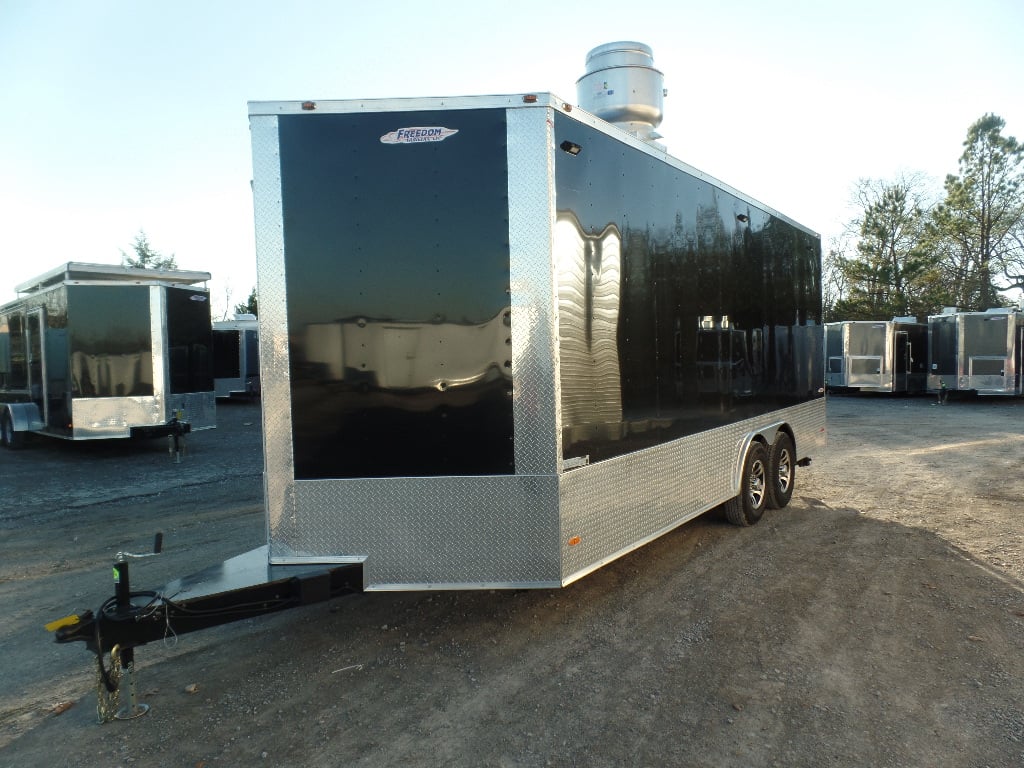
[167,412,188,463]
[46,537,363,723]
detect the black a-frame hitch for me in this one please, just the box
[47,537,362,721]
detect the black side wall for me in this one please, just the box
[553,113,823,463]
[274,105,823,479]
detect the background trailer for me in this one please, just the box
[212,313,260,399]
[824,319,927,394]
[248,61,824,589]
[928,307,1024,396]
[0,262,216,447]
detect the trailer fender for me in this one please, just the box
[730,421,791,491]
[730,432,770,498]
[728,421,798,515]
[1,402,43,448]
[724,438,770,526]
[3,402,44,433]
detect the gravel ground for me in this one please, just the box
[1,394,1022,767]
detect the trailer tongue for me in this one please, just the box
[48,540,361,721]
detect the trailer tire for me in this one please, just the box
[1,411,23,449]
[724,441,769,526]
[767,432,795,509]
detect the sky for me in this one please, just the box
[1,0,1022,315]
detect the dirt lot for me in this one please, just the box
[1,394,1022,767]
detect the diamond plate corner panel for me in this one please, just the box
[250,114,297,538]
[507,106,559,477]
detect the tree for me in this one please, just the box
[234,287,257,317]
[120,230,177,270]
[821,236,851,322]
[830,175,938,320]
[928,114,1024,309]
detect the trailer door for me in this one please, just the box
[26,308,47,425]
[1017,325,1024,395]
[894,331,909,393]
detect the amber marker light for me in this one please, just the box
[522,94,538,103]
[568,536,581,547]
[301,101,317,111]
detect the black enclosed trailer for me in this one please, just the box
[928,307,1024,396]
[50,43,824,717]
[247,89,823,586]
[0,262,215,447]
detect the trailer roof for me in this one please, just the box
[213,314,259,331]
[247,93,821,240]
[15,262,211,294]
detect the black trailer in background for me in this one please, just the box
[0,262,215,447]
[928,307,1024,396]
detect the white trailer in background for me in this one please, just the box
[928,307,1024,396]
[212,314,259,399]
[824,318,927,394]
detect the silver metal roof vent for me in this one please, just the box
[576,41,665,143]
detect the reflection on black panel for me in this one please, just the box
[166,288,213,394]
[1,312,28,389]
[42,292,70,432]
[243,330,259,378]
[964,313,1009,356]
[553,113,822,463]
[278,109,513,479]
[213,330,241,378]
[929,316,958,376]
[68,285,154,398]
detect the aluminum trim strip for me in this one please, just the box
[250,114,297,540]
[507,106,559,476]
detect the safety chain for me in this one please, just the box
[95,644,123,724]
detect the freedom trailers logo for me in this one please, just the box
[380,126,459,144]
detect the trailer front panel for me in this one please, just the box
[250,95,824,589]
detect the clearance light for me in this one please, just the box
[568,536,581,547]
[522,94,538,103]
[301,101,317,111]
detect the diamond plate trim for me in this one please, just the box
[507,106,559,476]
[250,115,297,537]
[284,476,560,588]
[558,399,826,582]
